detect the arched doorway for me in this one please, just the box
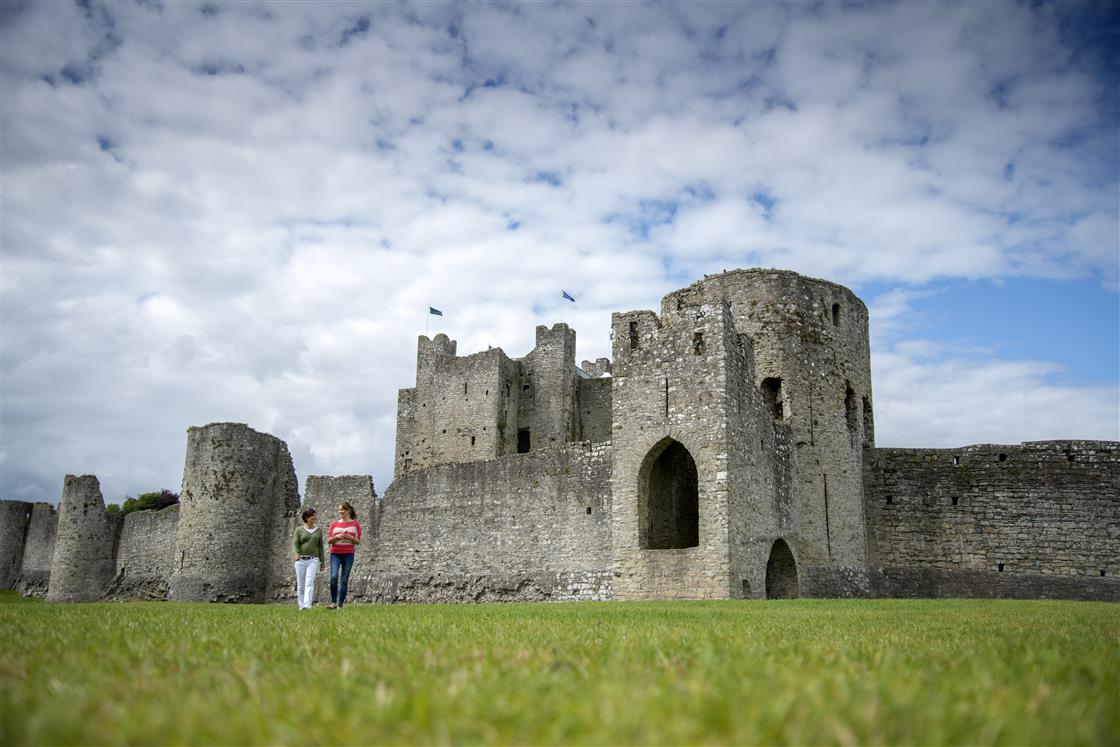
[638,438,699,549]
[765,539,799,598]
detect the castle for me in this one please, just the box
[2,269,1117,603]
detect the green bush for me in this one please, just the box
[106,489,179,517]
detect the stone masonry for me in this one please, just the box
[1,269,1116,603]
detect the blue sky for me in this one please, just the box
[1,0,1117,504]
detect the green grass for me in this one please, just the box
[1,594,1117,746]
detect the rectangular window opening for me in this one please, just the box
[470,436,476,446]
[998,453,1007,462]
[629,320,639,350]
[692,331,704,355]
[953,455,961,465]
[951,496,959,506]
[761,377,783,420]
[831,303,841,326]
[998,563,1004,572]
[586,506,592,515]
[517,429,531,454]
[885,495,893,505]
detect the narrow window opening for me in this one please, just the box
[586,506,592,515]
[998,563,1004,572]
[1067,452,1075,462]
[1100,569,1106,577]
[463,382,468,395]
[485,389,489,396]
[470,436,476,446]
[861,396,874,447]
[951,496,959,506]
[998,453,1007,462]
[844,383,858,440]
[742,579,750,597]
[629,320,639,350]
[831,303,841,326]
[761,377,783,420]
[692,331,704,355]
[517,429,531,454]
[885,495,893,505]
[953,455,961,465]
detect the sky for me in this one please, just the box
[1,0,1117,506]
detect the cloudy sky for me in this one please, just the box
[1,0,1117,505]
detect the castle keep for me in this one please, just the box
[3,269,1117,603]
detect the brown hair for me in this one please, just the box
[339,501,358,522]
[301,508,317,524]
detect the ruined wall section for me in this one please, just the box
[46,475,121,602]
[396,334,524,474]
[610,296,748,599]
[169,422,300,603]
[701,269,872,593]
[0,500,32,589]
[267,475,378,603]
[360,443,612,603]
[107,505,180,600]
[864,441,1120,600]
[16,503,57,596]
[520,324,579,450]
[577,376,612,444]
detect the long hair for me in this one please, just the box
[339,501,358,522]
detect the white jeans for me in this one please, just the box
[294,557,319,608]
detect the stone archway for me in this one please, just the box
[638,438,699,549]
[765,539,799,598]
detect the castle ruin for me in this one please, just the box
[3,269,1117,603]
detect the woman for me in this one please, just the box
[327,501,361,608]
[292,507,324,610]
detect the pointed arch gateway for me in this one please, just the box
[765,539,800,599]
[638,438,699,549]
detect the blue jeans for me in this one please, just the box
[330,553,355,607]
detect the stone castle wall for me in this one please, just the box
[355,441,613,603]
[1,269,1115,605]
[15,503,57,596]
[107,504,180,600]
[864,441,1120,600]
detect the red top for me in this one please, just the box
[328,520,361,554]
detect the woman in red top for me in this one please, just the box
[327,501,361,608]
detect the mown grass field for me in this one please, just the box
[0,593,1116,746]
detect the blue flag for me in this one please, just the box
[562,290,575,303]
[429,307,443,316]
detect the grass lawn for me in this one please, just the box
[0,592,1116,745]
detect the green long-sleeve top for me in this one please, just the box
[292,525,325,563]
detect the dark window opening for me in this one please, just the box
[485,389,489,395]
[844,383,858,441]
[742,579,750,597]
[1067,453,1075,462]
[517,429,531,454]
[998,563,1004,572]
[586,506,592,515]
[831,303,841,326]
[441,429,446,434]
[463,382,468,395]
[998,453,1007,462]
[885,495,893,505]
[861,396,874,447]
[639,439,699,550]
[629,320,639,350]
[761,377,783,420]
[953,455,961,465]
[951,496,959,506]
[765,539,800,599]
[470,436,476,446]
[1100,570,1106,577]
[522,384,530,391]
[693,331,704,355]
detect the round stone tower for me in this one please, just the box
[168,422,300,603]
[698,269,873,572]
[46,475,120,602]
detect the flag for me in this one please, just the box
[562,290,576,303]
[429,307,443,316]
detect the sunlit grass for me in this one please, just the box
[0,593,1116,745]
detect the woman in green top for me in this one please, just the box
[292,508,325,609]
